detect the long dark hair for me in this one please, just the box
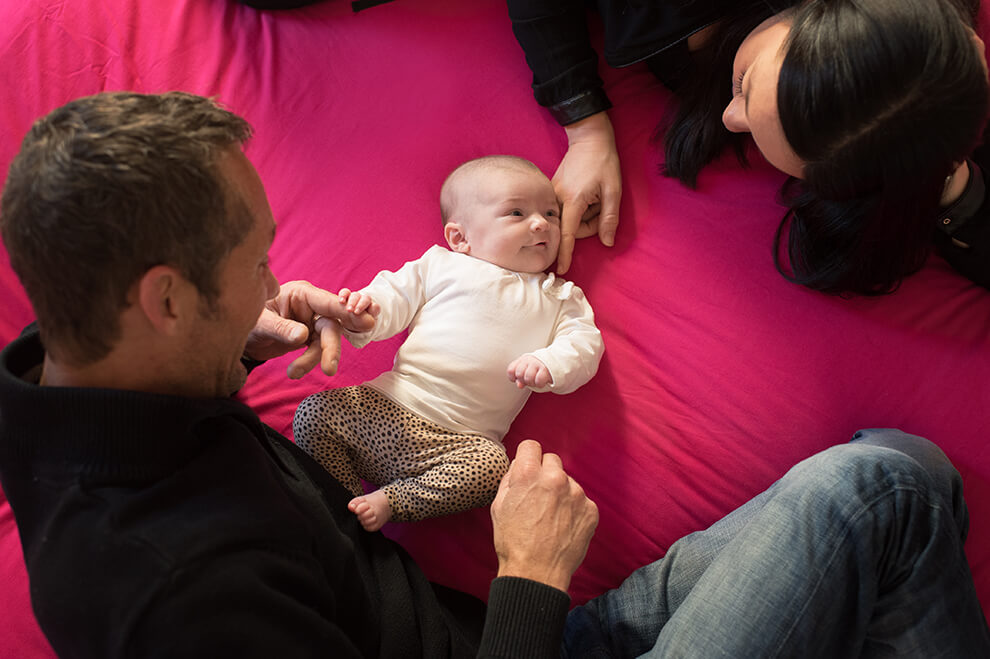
[776,0,988,294]
[662,0,798,187]
[663,0,988,295]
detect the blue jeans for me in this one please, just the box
[563,429,990,658]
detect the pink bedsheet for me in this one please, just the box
[1,0,988,654]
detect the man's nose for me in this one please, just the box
[265,266,280,300]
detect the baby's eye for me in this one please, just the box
[546,209,559,220]
[511,210,524,216]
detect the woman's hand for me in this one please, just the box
[553,112,622,274]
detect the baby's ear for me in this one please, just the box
[444,222,471,254]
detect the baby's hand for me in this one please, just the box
[338,288,380,316]
[338,288,380,331]
[507,355,552,389]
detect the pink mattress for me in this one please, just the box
[1,0,988,654]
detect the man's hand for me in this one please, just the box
[553,112,622,275]
[244,280,376,379]
[507,355,552,389]
[490,440,598,593]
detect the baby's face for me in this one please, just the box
[450,167,561,273]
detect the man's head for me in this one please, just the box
[0,91,261,368]
[440,156,561,274]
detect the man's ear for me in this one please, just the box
[135,265,195,335]
[444,222,471,254]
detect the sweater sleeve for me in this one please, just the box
[477,577,571,658]
[343,252,430,349]
[527,285,604,394]
[506,0,612,125]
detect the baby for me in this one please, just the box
[293,155,604,531]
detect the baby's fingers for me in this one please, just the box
[532,366,552,388]
[351,293,377,316]
[522,363,550,388]
[506,359,525,385]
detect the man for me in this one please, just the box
[1,92,987,657]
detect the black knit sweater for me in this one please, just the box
[0,328,569,658]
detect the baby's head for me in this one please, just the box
[440,155,560,274]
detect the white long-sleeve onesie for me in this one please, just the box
[345,245,604,442]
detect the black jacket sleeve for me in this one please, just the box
[506,0,612,125]
[934,157,990,289]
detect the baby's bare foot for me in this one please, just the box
[347,490,392,532]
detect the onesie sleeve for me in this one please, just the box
[506,0,612,125]
[526,284,604,394]
[343,250,431,349]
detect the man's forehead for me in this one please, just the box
[216,147,256,190]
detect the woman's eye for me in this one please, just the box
[732,70,746,96]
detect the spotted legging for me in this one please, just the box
[293,385,510,522]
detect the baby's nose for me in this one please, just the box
[530,214,549,230]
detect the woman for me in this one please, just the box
[508,0,990,294]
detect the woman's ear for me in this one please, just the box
[444,222,471,254]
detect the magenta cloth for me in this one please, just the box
[2,0,989,654]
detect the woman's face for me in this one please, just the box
[722,13,805,179]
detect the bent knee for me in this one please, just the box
[802,440,925,481]
[848,428,960,490]
[789,438,961,514]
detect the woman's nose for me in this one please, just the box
[722,97,749,134]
